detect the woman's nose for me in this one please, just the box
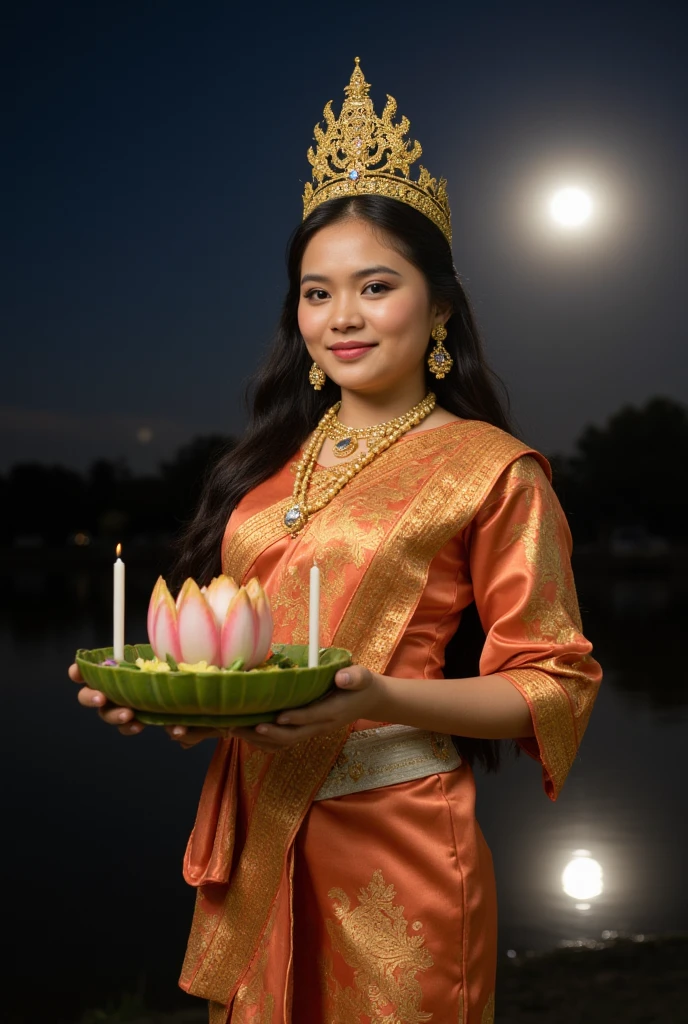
[329,307,364,331]
[329,296,365,332]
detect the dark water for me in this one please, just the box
[5,561,687,1022]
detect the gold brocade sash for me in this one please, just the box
[179,422,543,1005]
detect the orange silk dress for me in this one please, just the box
[178,420,602,1024]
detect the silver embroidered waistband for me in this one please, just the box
[313,724,462,802]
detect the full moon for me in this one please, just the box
[550,187,593,227]
[561,850,603,900]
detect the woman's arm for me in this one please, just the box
[220,664,534,753]
[374,671,535,739]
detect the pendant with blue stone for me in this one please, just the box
[333,436,358,458]
[284,504,305,532]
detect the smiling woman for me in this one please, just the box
[71,58,602,1024]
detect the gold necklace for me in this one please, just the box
[322,392,437,458]
[283,392,436,535]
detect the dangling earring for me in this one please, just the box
[309,361,326,390]
[427,324,453,379]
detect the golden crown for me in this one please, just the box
[302,58,452,245]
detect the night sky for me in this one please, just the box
[5,0,687,473]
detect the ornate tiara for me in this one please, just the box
[302,57,452,245]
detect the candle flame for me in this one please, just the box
[116,543,122,557]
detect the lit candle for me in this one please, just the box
[308,563,320,668]
[113,542,125,661]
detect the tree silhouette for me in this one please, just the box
[552,397,688,544]
[5,464,85,544]
[160,434,235,527]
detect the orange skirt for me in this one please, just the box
[289,761,498,1023]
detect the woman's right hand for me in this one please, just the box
[68,663,145,736]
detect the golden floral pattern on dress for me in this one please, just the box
[323,869,434,1022]
[271,459,436,645]
[506,456,582,646]
[499,460,581,643]
[222,422,467,586]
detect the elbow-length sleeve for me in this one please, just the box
[467,454,602,801]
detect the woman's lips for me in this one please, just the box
[330,344,377,361]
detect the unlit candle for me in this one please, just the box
[308,563,320,668]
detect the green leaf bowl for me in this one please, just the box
[75,643,353,727]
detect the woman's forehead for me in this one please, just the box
[301,220,413,275]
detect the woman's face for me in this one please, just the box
[297,217,443,397]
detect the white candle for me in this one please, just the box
[308,563,320,668]
[113,542,125,661]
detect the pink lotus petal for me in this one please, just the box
[147,576,166,647]
[176,578,221,665]
[220,587,258,668]
[151,582,182,662]
[246,578,273,666]
[204,574,239,629]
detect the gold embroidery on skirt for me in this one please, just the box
[323,869,434,1023]
[481,990,495,1024]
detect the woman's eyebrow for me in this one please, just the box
[300,265,403,285]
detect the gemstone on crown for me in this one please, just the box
[348,169,359,180]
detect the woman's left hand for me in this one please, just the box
[215,665,386,752]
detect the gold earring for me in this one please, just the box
[427,324,453,379]
[309,361,326,390]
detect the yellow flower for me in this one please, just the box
[177,660,220,673]
[135,657,171,673]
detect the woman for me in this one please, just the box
[70,59,601,1023]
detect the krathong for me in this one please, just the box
[147,574,274,670]
[76,572,352,726]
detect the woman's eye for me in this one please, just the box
[364,282,390,295]
[305,289,329,300]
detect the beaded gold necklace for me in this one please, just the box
[322,393,436,458]
[283,392,436,535]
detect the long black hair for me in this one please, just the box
[172,194,522,775]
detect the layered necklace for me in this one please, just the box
[283,391,436,535]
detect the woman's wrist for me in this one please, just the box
[370,672,401,723]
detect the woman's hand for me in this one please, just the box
[164,725,229,747]
[224,665,387,752]
[69,662,145,735]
